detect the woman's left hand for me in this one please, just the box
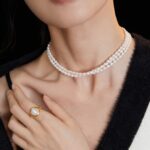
[7,84,90,150]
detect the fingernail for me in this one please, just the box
[43,95,49,100]
[12,84,18,90]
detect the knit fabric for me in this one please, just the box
[0,33,150,150]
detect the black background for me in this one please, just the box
[0,0,149,64]
[114,0,149,39]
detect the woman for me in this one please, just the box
[0,0,150,150]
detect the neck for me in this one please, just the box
[48,0,124,72]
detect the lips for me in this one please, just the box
[51,0,74,4]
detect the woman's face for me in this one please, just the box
[24,0,108,28]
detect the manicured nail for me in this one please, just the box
[43,95,49,100]
[12,84,18,90]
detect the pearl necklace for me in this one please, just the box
[46,28,132,78]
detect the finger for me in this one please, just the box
[8,115,33,143]
[12,84,40,115]
[12,134,28,150]
[7,90,18,108]
[43,95,75,126]
[12,84,65,129]
[7,91,41,132]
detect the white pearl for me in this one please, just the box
[31,107,40,116]
[46,28,132,78]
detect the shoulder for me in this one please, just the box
[0,46,46,77]
[131,33,150,103]
[132,33,150,54]
[131,34,150,72]
[0,47,46,117]
[0,60,38,118]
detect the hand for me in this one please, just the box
[7,84,90,150]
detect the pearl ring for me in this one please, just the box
[29,106,42,118]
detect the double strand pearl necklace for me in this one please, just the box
[46,28,132,78]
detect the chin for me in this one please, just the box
[25,0,108,29]
[47,9,95,29]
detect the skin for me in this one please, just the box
[0,0,135,149]
[7,85,90,150]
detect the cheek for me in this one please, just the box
[24,0,108,28]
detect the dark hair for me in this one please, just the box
[0,0,50,64]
